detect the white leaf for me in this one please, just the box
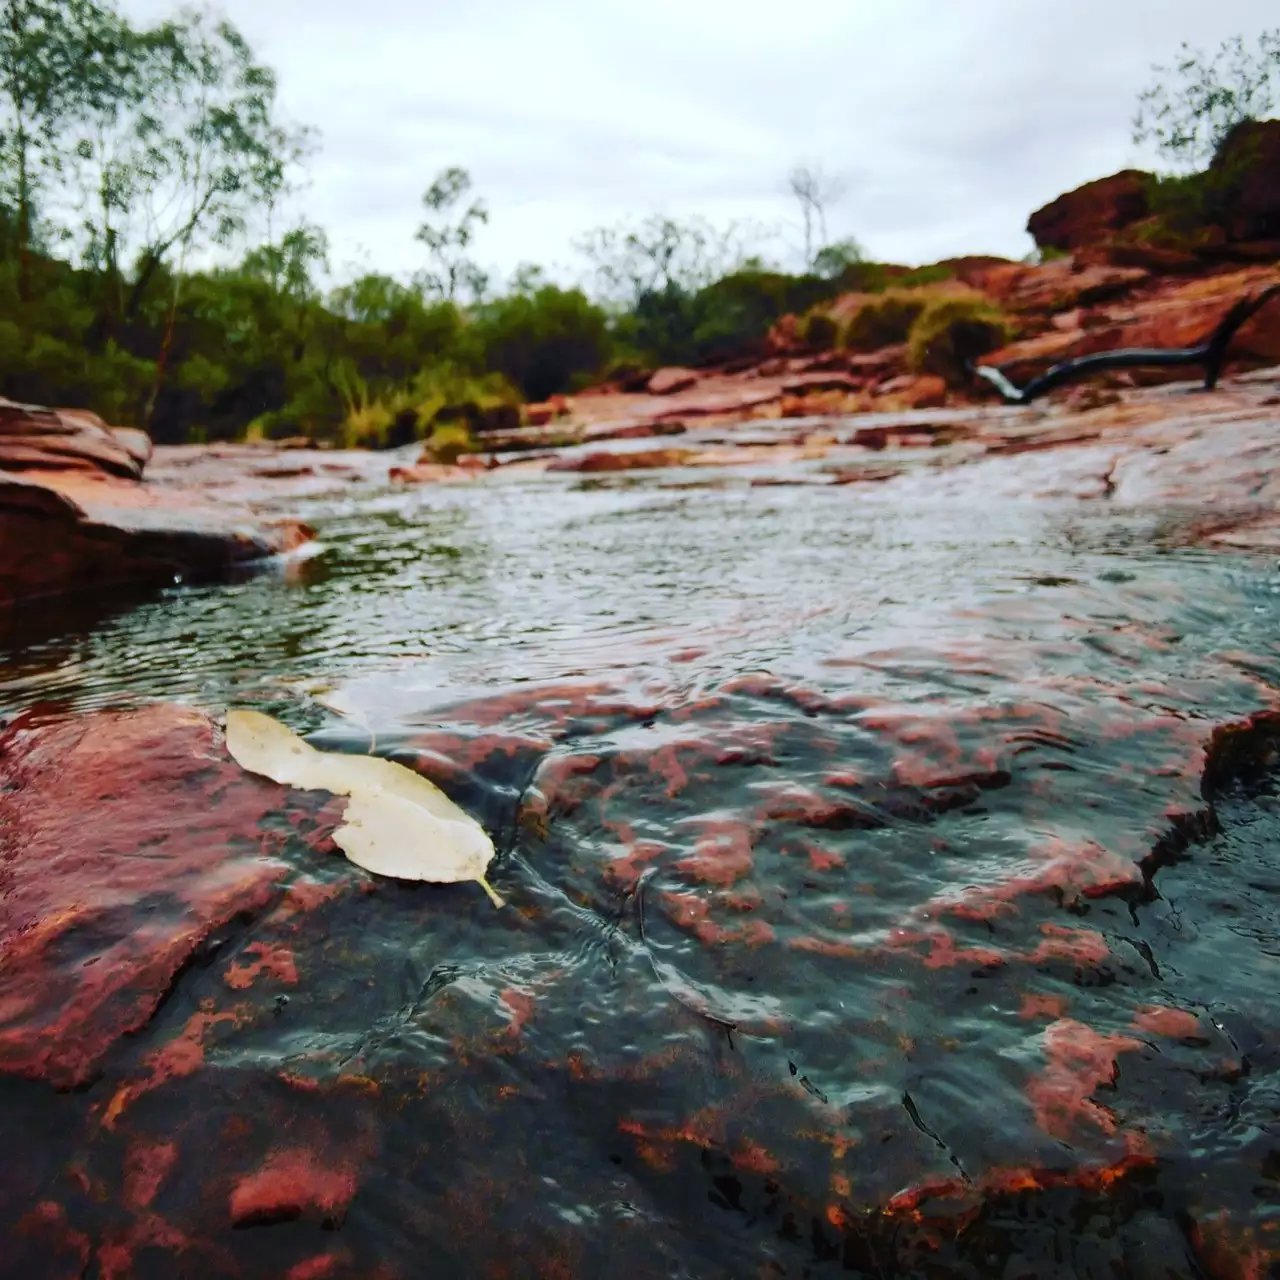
[224,709,503,906]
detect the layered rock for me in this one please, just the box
[0,705,320,1088]
[983,266,1280,386]
[0,398,151,480]
[0,399,313,604]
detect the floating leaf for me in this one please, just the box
[224,709,502,906]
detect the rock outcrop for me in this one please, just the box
[647,366,699,396]
[0,398,312,605]
[983,266,1280,386]
[0,398,151,480]
[1027,170,1151,253]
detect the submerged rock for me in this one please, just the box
[0,706,320,1088]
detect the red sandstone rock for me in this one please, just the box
[523,402,561,427]
[388,462,479,484]
[781,371,863,395]
[647,366,699,396]
[0,706,314,1089]
[0,469,312,605]
[975,259,1150,316]
[0,398,321,604]
[0,398,149,480]
[875,373,948,409]
[229,1149,357,1227]
[547,447,696,473]
[983,267,1280,385]
[583,420,687,443]
[1027,170,1151,253]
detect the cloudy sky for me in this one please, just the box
[121,0,1275,287]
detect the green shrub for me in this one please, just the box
[797,311,840,349]
[836,261,891,293]
[896,263,954,288]
[907,296,1012,386]
[424,422,476,464]
[843,291,929,352]
[472,285,611,401]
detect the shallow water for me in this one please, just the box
[2,465,1279,1276]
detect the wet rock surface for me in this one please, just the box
[0,409,321,606]
[0,398,151,480]
[2,371,1280,1276]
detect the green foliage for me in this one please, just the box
[797,311,840,349]
[836,260,891,293]
[472,285,610,401]
[811,238,864,280]
[1142,171,1223,235]
[907,295,1011,387]
[1134,30,1280,169]
[605,264,844,367]
[0,5,887,441]
[423,422,476,465]
[843,291,928,352]
[895,264,954,288]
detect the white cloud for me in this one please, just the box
[119,0,1277,285]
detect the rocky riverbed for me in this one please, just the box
[2,368,1280,1278]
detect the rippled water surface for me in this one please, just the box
[3,465,1279,1277]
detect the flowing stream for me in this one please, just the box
[2,464,1278,1276]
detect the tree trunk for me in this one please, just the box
[15,127,31,302]
[144,273,183,429]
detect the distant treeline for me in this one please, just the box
[0,0,928,445]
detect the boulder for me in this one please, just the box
[1209,119,1280,242]
[647,367,699,396]
[0,398,150,480]
[1027,170,1152,253]
[0,469,311,604]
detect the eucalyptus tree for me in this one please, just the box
[574,214,769,308]
[0,0,117,297]
[97,7,314,419]
[786,163,846,269]
[415,165,489,302]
